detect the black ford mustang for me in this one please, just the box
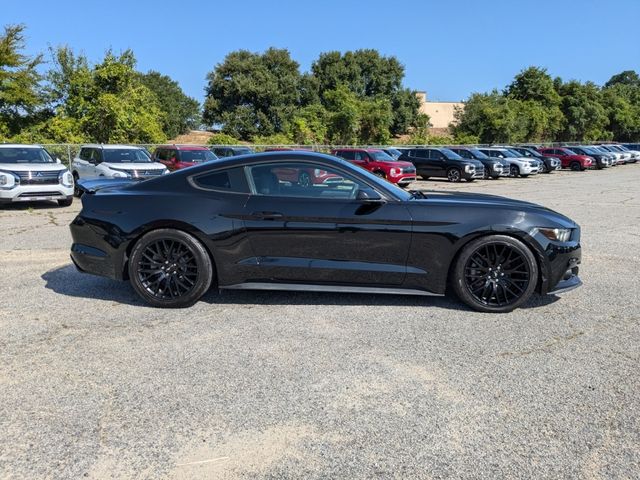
[70,151,582,313]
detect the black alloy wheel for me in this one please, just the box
[452,235,538,313]
[447,168,461,182]
[129,229,213,307]
[570,162,582,171]
[298,171,312,187]
[509,165,519,177]
[374,171,386,179]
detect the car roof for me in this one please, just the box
[80,144,144,149]
[0,143,43,149]
[333,148,384,152]
[155,144,209,151]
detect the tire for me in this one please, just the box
[541,163,550,173]
[128,229,213,308]
[466,178,475,182]
[57,197,73,207]
[451,235,539,313]
[72,172,82,197]
[509,165,519,177]
[570,162,582,171]
[374,171,386,180]
[298,171,312,187]
[447,168,462,183]
[420,176,429,180]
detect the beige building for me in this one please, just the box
[416,91,464,134]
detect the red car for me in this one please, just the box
[331,148,416,186]
[152,145,218,171]
[537,147,593,171]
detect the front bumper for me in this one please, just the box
[520,165,539,175]
[393,174,417,186]
[0,184,74,203]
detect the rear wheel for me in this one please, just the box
[447,168,461,183]
[298,171,312,187]
[128,229,213,308]
[451,235,538,313]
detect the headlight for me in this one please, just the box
[0,170,20,190]
[390,168,400,176]
[162,168,170,175]
[58,170,74,187]
[464,165,474,172]
[536,227,572,242]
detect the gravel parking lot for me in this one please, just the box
[1,166,639,479]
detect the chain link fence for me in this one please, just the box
[38,141,611,169]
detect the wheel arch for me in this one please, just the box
[121,221,218,282]
[445,228,550,295]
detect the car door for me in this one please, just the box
[241,159,413,286]
[74,148,93,179]
[427,149,447,177]
[352,150,369,171]
[155,148,171,169]
[408,149,429,177]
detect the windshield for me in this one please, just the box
[180,150,217,163]
[369,151,396,162]
[520,148,541,157]
[103,148,152,163]
[503,149,521,158]
[0,147,55,164]
[467,149,490,160]
[440,148,463,160]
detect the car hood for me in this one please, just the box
[0,163,67,172]
[415,191,577,227]
[100,162,166,170]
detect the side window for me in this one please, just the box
[248,162,368,200]
[155,149,167,161]
[214,148,229,157]
[338,150,355,160]
[457,150,471,159]
[414,149,428,159]
[354,151,366,161]
[79,148,90,160]
[192,167,249,193]
[429,150,443,160]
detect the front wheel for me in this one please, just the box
[570,162,582,171]
[374,171,386,180]
[57,197,73,207]
[128,229,213,308]
[509,165,519,177]
[451,235,538,313]
[447,168,462,183]
[466,178,475,182]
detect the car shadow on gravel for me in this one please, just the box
[42,264,561,311]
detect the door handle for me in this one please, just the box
[252,211,284,220]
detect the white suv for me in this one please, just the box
[479,148,540,177]
[72,144,168,195]
[0,144,74,206]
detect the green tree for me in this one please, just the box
[287,104,328,144]
[140,71,200,139]
[556,80,608,141]
[604,70,640,88]
[206,132,240,145]
[203,48,301,139]
[505,66,563,140]
[600,84,640,141]
[323,85,361,144]
[0,24,45,139]
[358,97,392,144]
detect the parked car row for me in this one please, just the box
[1,141,638,206]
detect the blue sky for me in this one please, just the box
[4,0,639,103]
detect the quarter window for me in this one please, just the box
[193,167,249,193]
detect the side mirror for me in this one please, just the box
[356,188,383,202]
[55,157,62,164]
